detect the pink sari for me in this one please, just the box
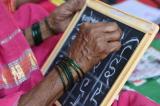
[0,0,159,106]
[0,1,44,106]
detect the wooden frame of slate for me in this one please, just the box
[41,0,159,106]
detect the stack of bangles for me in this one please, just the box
[31,22,43,45]
[31,18,55,45]
[56,57,85,91]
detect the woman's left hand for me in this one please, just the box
[47,0,85,33]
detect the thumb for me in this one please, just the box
[67,0,86,12]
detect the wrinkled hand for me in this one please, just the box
[47,0,85,33]
[69,22,122,73]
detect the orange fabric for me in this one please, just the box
[139,0,159,8]
[2,0,15,12]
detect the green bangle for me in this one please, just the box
[58,63,70,89]
[64,57,85,78]
[57,57,85,91]
[59,62,74,90]
[62,62,74,89]
[56,65,67,91]
[63,59,82,81]
[32,23,43,45]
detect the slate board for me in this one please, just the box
[48,7,145,106]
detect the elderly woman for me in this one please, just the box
[0,0,159,106]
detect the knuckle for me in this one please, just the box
[106,22,119,31]
[113,42,122,51]
[105,45,111,53]
[80,23,91,33]
[117,42,122,49]
[99,47,104,52]
[97,43,105,52]
[108,45,115,53]
[82,22,90,28]
[89,29,95,35]
[116,32,121,40]
[100,47,105,52]
[110,22,118,28]
[96,42,101,49]
[96,37,101,42]
[119,28,122,34]
[108,47,114,53]
[113,30,122,40]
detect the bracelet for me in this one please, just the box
[64,57,85,78]
[60,62,74,89]
[58,62,74,90]
[64,61,82,81]
[31,23,43,45]
[63,58,84,80]
[56,65,67,91]
[56,57,85,91]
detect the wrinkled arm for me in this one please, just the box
[18,68,68,106]
[24,19,54,46]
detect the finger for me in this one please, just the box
[103,28,122,41]
[93,22,119,33]
[67,0,86,12]
[107,41,121,53]
[99,45,110,60]
[99,51,109,60]
[79,22,92,33]
[96,41,118,60]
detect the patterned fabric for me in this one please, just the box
[0,1,40,89]
[0,49,38,89]
[0,0,60,105]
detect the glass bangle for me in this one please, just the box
[56,65,67,91]
[60,62,74,89]
[63,59,82,80]
[64,57,85,78]
[31,23,43,45]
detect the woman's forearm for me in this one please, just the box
[18,65,79,106]
[24,19,53,46]
[18,69,65,106]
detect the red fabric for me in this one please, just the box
[32,35,61,67]
[112,91,160,106]
[139,0,159,8]
[156,33,160,39]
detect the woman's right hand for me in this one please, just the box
[18,22,122,106]
[69,22,122,73]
